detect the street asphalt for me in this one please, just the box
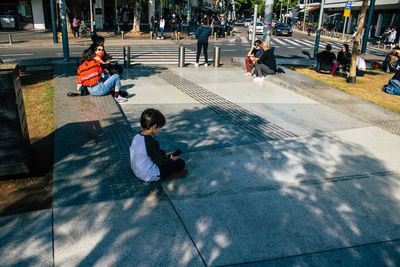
[0,29,399,266]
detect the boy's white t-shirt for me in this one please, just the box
[129,134,161,182]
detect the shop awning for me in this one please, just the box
[299,5,320,12]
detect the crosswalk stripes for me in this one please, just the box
[283,38,303,47]
[271,38,286,46]
[106,45,205,65]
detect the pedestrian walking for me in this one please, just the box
[194,19,211,67]
[72,16,80,38]
[151,12,159,39]
[160,16,165,40]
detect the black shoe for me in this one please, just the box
[119,91,128,97]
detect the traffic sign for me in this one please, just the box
[343,3,351,17]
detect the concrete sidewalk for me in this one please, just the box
[1,63,400,266]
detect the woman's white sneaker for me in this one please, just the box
[114,95,127,103]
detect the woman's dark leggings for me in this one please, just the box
[159,150,185,179]
[196,40,208,64]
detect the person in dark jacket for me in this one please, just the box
[337,44,351,73]
[316,44,336,74]
[254,42,277,81]
[194,19,211,67]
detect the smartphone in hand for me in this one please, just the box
[172,149,182,157]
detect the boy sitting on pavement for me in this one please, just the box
[316,44,336,74]
[130,109,187,182]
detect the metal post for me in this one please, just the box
[50,0,58,44]
[8,34,12,45]
[361,0,376,54]
[150,31,153,39]
[302,0,308,32]
[122,31,125,39]
[313,0,325,59]
[252,5,258,46]
[178,32,180,40]
[342,0,350,40]
[178,46,185,67]
[286,0,290,24]
[213,46,220,67]
[123,46,131,68]
[59,0,70,61]
[90,0,94,33]
[279,0,282,22]
[262,0,274,47]
[214,32,217,40]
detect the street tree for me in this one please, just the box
[348,0,369,83]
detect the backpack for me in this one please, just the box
[382,79,400,96]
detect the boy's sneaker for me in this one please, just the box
[254,76,264,82]
[194,63,199,67]
[114,95,127,103]
[165,169,188,180]
[204,63,208,67]
[244,72,251,77]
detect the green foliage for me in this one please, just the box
[236,0,298,18]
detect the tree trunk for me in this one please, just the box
[348,0,369,83]
[133,2,141,33]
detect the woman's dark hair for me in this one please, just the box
[94,45,113,61]
[95,36,105,46]
[140,109,166,130]
[80,49,95,62]
[343,44,349,51]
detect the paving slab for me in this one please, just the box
[233,240,400,266]
[161,126,400,199]
[53,197,204,267]
[0,210,53,267]
[165,172,400,266]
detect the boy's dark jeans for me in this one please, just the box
[159,150,185,179]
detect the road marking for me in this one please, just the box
[272,38,286,46]
[286,46,295,49]
[290,39,314,47]
[0,53,34,56]
[284,39,303,47]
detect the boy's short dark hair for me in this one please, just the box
[326,44,332,51]
[140,109,166,130]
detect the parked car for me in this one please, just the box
[248,22,264,35]
[244,18,253,27]
[273,23,292,37]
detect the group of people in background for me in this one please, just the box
[316,44,366,77]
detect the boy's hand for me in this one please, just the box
[170,155,179,161]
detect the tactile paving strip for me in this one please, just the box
[337,103,400,135]
[159,71,297,142]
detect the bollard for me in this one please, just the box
[8,33,12,45]
[231,31,234,38]
[121,31,124,39]
[150,31,153,40]
[123,46,131,68]
[213,46,220,67]
[225,32,227,39]
[214,32,217,41]
[178,46,185,67]
[178,32,180,41]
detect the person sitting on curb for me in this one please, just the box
[356,54,367,77]
[383,47,400,73]
[336,44,351,74]
[316,44,336,74]
[244,40,263,77]
[382,50,400,95]
[76,49,127,103]
[254,42,277,81]
[129,108,187,181]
